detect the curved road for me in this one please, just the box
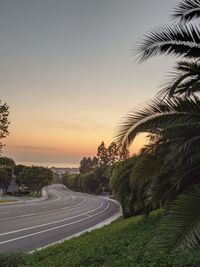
[0,184,120,253]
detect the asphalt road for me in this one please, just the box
[0,184,120,253]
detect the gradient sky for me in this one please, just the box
[1,0,178,167]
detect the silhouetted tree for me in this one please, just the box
[0,167,12,191]
[79,156,99,174]
[97,142,110,166]
[0,157,15,168]
[118,144,130,160]
[107,142,118,164]
[0,101,9,153]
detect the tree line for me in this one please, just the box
[0,157,53,194]
[62,141,129,194]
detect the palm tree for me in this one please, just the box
[159,60,200,98]
[136,0,200,62]
[135,0,200,98]
[115,0,200,250]
[136,24,200,63]
[172,0,200,23]
[116,95,200,249]
[110,157,137,218]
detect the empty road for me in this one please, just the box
[0,184,120,253]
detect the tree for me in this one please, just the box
[110,156,138,218]
[17,166,53,193]
[118,144,130,160]
[0,157,15,168]
[107,142,118,164]
[0,101,9,153]
[0,167,12,190]
[115,0,200,251]
[14,164,26,176]
[79,157,99,174]
[97,141,127,166]
[97,142,110,166]
[136,0,200,99]
[116,87,200,250]
[0,157,15,192]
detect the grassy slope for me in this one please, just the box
[1,210,200,267]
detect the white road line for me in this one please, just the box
[0,200,104,237]
[31,202,121,253]
[49,190,61,201]
[0,198,87,222]
[0,202,110,245]
[0,190,72,210]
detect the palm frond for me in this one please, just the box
[116,97,200,146]
[129,154,160,188]
[136,24,200,62]
[158,60,200,98]
[147,173,177,207]
[160,122,200,139]
[155,186,200,251]
[172,0,200,23]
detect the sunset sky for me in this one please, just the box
[1,0,178,167]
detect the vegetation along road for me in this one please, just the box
[0,184,120,253]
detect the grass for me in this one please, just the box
[1,210,200,267]
[27,192,42,198]
[0,199,16,204]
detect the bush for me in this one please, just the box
[0,253,27,267]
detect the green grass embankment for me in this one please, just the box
[0,199,16,204]
[1,210,200,267]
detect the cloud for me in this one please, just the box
[35,118,109,132]
[11,145,60,151]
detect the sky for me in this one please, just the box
[0,0,178,167]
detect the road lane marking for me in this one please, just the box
[49,190,61,201]
[0,198,87,222]
[0,200,104,237]
[0,202,110,245]
[31,202,121,253]
[0,190,74,211]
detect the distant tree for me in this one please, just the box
[0,101,9,153]
[0,156,15,191]
[0,157,15,169]
[79,157,91,173]
[0,167,12,190]
[79,157,99,174]
[107,142,118,164]
[97,141,128,166]
[97,142,110,166]
[91,156,99,167]
[17,166,53,193]
[118,145,130,161]
[14,164,26,176]
[14,164,27,186]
